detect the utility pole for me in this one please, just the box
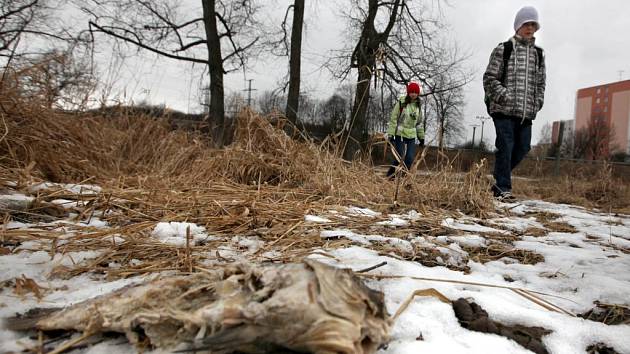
[470,124,479,150]
[554,121,566,176]
[618,70,625,81]
[243,79,258,107]
[476,115,491,150]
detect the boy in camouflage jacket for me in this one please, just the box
[483,6,546,201]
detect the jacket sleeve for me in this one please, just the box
[415,106,424,139]
[536,49,546,111]
[483,44,508,104]
[388,100,401,133]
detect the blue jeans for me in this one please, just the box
[492,114,531,194]
[386,136,416,177]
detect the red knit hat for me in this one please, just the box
[407,82,421,95]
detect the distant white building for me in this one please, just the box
[551,119,574,154]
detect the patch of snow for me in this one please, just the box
[50,199,79,208]
[232,236,264,253]
[317,246,630,354]
[4,182,630,354]
[346,206,381,217]
[29,182,102,195]
[4,221,33,229]
[321,229,371,245]
[404,210,422,221]
[377,216,409,227]
[261,250,282,260]
[448,235,487,248]
[0,193,34,202]
[489,216,544,232]
[304,215,332,223]
[151,222,210,246]
[442,218,509,234]
[321,229,412,253]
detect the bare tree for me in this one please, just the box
[1,0,40,59]
[81,0,262,146]
[320,93,348,132]
[426,72,466,149]
[538,122,552,145]
[279,0,305,125]
[225,90,246,117]
[12,48,96,109]
[328,0,469,159]
[1,1,95,114]
[574,115,617,160]
[364,88,394,134]
[257,89,285,115]
[0,1,75,60]
[297,93,321,125]
[1,1,89,76]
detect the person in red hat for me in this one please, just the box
[385,82,424,178]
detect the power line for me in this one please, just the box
[476,115,491,148]
[242,79,258,106]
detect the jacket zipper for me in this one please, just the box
[522,44,530,123]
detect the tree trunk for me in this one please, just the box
[345,65,372,160]
[202,0,226,146]
[439,117,445,149]
[344,0,400,160]
[285,0,304,125]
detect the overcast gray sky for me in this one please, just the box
[105,0,630,146]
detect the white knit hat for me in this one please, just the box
[514,6,540,32]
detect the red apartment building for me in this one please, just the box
[575,79,630,157]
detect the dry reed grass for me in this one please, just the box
[0,81,593,282]
[0,80,494,217]
[580,302,630,326]
[515,164,630,214]
[520,227,549,238]
[524,211,578,234]
[463,242,545,265]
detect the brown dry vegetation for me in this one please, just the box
[0,80,493,218]
[414,149,630,214]
[0,78,496,279]
[513,167,630,214]
[0,69,626,281]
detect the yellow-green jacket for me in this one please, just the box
[386,96,424,139]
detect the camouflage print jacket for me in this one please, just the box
[483,35,546,121]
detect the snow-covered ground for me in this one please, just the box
[1,183,630,354]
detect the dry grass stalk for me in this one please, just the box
[463,242,545,265]
[580,302,630,325]
[361,273,574,315]
[14,275,46,300]
[515,166,630,213]
[521,227,549,238]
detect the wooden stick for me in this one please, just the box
[393,288,451,321]
[356,261,388,273]
[47,332,94,354]
[360,273,573,302]
[512,288,575,316]
[186,225,192,273]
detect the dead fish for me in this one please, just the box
[12,259,390,354]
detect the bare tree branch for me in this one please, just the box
[88,20,207,64]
